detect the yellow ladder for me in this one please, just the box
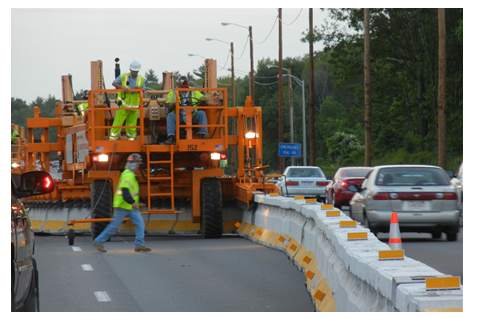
[146,146,180,214]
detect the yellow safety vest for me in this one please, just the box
[117,73,145,108]
[113,169,140,210]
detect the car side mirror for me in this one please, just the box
[17,171,55,198]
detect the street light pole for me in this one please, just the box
[221,22,255,102]
[206,37,236,174]
[268,65,306,166]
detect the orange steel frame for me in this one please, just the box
[23,60,280,228]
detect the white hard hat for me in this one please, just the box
[129,60,141,71]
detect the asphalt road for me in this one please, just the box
[34,234,315,312]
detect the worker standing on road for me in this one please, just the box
[109,60,146,141]
[92,153,151,253]
[164,76,209,145]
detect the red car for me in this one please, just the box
[326,167,372,209]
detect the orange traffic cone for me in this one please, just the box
[389,212,402,250]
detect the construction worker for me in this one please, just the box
[164,76,209,145]
[109,60,146,141]
[92,153,151,253]
[11,123,20,144]
[77,90,89,119]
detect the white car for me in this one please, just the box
[349,164,460,241]
[276,166,330,202]
[450,161,463,214]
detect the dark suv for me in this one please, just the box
[11,171,54,312]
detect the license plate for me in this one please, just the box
[301,181,312,186]
[407,201,425,210]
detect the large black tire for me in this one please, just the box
[90,180,113,240]
[21,258,39,312]
[200,178,223,238]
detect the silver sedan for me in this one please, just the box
[349,165,460,241]
[277,166,330,202]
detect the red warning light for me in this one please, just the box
[220,153,227,160]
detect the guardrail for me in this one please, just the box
[236,194,463,312]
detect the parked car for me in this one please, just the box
[326,166,372,209]
[12,171,55,311]
[277,166,330,202]
[348,165,460,241]
[449,161,463,215]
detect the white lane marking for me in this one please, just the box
[72,246,82,252]
[94,291,111,302]
[81,264,93,271]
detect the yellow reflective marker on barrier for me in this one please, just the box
[306,198,317,203]
[326,211,340,217]
[269,193,279,196]
[314,290,325,301]
[379,250,404,261]
[235,222,241,228]
[305,270,315,280]
[290,244,298,251]
[340,221,356,228]
[426,277,461,291]
[256,229,262,236]
[321,204,334,209]
[347,232,368,241]
[303,256,312,264]
[294,196,304,200]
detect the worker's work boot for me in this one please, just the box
[93,241,107,253]
[202,132,210,139]
[135,245,151,252]
[165,135,176,145]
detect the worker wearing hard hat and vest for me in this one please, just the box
[77,90,89,121]
[164,76,210,145]
[109,60,146,141]
[11,123,20,144]
[92,153,151,253]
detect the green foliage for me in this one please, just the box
[325,132,365,165]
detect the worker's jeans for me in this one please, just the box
[109,109,138,140]
[94,207,145,247]
[167,110,208,137]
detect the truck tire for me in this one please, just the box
[21,258,39,312]
[90,180,113,240]
[200,178,223,238]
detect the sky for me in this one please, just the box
[11,7,330,103]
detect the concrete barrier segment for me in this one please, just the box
[250,194,463,311]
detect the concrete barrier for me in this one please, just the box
[237,194,463,312]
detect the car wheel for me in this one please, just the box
[21,258,39,312]
[431,232,442,239]
[446,232,457,242]
[363,211,377,236]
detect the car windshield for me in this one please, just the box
[288,168,324,178]
[375,167,450,186]
[344,169,371,178]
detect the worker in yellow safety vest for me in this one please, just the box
[164,76,209,145]
[11,123,20,144]
[109,60,146,141]
[77,90,89,121]
[92,153,151,253]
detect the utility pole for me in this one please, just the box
[309,9,315,166]
[279,8,284,174]
[364,8,372,167]
[438,8,446,169]
[249,26,255,102]
[288,68,294,166]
